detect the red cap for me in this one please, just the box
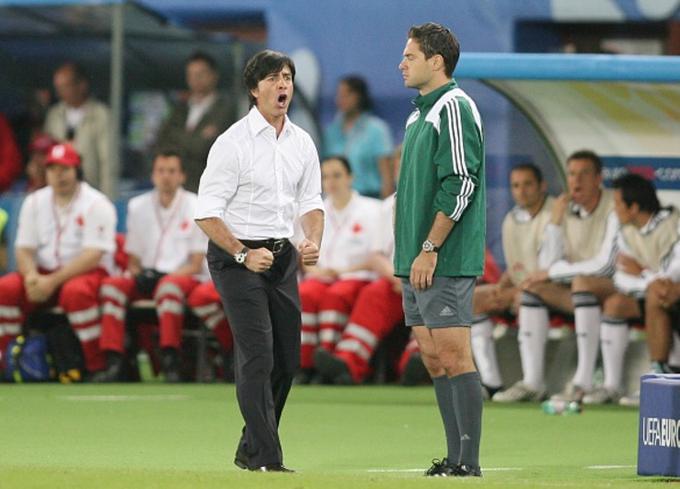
[29,133,57,155]
[46,143,81,167]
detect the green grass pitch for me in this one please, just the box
[0,383,671,488]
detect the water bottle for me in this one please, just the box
[541,399,582,415]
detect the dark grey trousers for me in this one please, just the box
[207,240,301,468]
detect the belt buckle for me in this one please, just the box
[271,239,285,255]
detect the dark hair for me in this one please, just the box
[56,62,89,83]
[339,75,372,112]
[612,173,660,214]
[243,50,296,107]
[153,149,184,171]
[322,155,352,175]
[186,51,218,72]
[567,149,602,174]
[407,22,460,76]
[511,162,543,183]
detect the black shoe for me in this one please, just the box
[314,348,354,385]
[252,463,295,473]
[91,351,124,383]
[401,352,429,386]
[161,348,181,383]
[425,458,454,476]
[294,368,316,385]
[454,463,482,477]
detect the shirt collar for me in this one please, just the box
[188,92,217,109]
[247,106,292,138]
[413,79,458,110]
[639,207,672,235]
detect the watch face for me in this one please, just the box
[235,253,246,264]
[422,240,433,252]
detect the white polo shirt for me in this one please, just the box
[125,188,207,276]
[15,182,117,273]
[195,106,324,239]
[318,192,381,281]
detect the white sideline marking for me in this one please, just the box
[586,465,636,470]
[366,467,521,473]
[58,394,190,402]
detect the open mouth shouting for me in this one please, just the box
[277,93,289,108]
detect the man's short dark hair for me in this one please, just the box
[407,22,460,77]
[322,155,352,175]
[153,149,184,171]
[612,173,660,214]
[187,51,218,72]
[511,162,543,183]
[57,61,89,83]
[340,75,373,112]
[243,50,296,107]
[567,149,603,174]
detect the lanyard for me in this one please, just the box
[323,197,356,265]
[151,191,183,269]
[51,185,81,267]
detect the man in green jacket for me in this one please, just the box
[395,22,485,478]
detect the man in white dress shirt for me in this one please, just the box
[195,50,324,473]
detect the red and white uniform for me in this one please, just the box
[186,281,233,352]
[300,192,380,368]
[99,189,207,354]
[0,182,116,371]
[330,194,402,382]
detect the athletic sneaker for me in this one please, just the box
[550,383,587,403]
[582,387,622,405]
[619,391,640,407]
[492,381,546,402]
[424,458,481,477]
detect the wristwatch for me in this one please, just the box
[234,247,249,264]
[422,239,440,253]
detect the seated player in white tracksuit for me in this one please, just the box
[0,143,116,381]
[469,163,555,398]
[588,174,680,403]
[96,151,207,382]
[494,150,618,403]
[297,155,380,383]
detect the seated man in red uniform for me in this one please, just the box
[96,150,207,382]
[297,155,381,383]
[0,143,117,380]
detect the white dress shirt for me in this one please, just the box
[195,106,324,240]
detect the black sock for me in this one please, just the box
[432,375,460,463]
[450,371,483,467]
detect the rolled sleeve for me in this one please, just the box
[195,136,239,220]
[433,99,482,221]
[297,135,324,217]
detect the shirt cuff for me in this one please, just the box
[194,196,225,220]
[298,197,325,218]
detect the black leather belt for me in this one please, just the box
[240,238,290,255]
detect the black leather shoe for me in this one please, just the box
[314,348,354,385]
[253,463,295,473]
[91,352,124,383]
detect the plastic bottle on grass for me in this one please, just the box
[541,399,582,415]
